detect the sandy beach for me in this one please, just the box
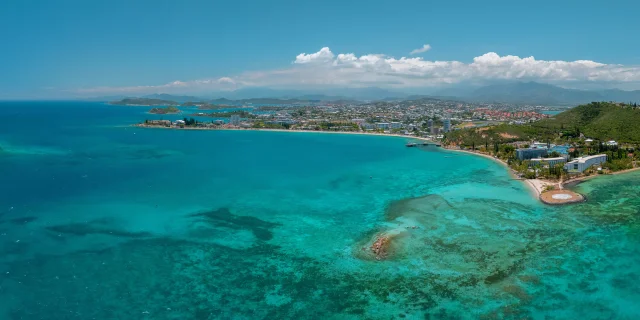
[134,124,438,142]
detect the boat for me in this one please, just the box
[406,143,417,147]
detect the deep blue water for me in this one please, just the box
[0,101,639,319]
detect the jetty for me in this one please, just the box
[406,142,441,147]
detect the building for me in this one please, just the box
[230,114,241,126]
[529,157,566,167]
[516,148,548,160]
[606,140,618,147]
[362,123,375,130]
[390,122,402,129]
[174,119,186,126]
[376,122,390,130]
[428,119,434,134]
[564,154,607,173]
[443,118,451,133]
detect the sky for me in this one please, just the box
[1,0,640,99]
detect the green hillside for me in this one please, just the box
[110,98,178,106]
[534,102,640,142]
[445,102,640,146]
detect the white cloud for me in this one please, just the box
[294,47,335,64]
[73,47,640,95]
[410,44,431,55]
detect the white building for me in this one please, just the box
[606,140,618,147]
[564,154,607,173]
[230,115,241,126]
[443,118,451,133]
[390,122,402,129]
[376,122,390,129]
[362,123,375,130]
[175,119,186,126]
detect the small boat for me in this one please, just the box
[406,143,417,147]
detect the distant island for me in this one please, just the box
[180,101,235,110]
[110,98,179,106]
[149,106,180,114]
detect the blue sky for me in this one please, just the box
[1,0,640,98]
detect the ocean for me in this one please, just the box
[0,101,639,319]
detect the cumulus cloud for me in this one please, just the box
[410,44,431,55]
[294,47,335,64]
[73,47,640,95]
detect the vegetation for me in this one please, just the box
[445,102,640,147]
[110,98,178,106]
[149,106,180,114]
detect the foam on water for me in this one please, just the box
[0,101,639,319]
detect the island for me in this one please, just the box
[109,98,179,106]
[149,106,180,114]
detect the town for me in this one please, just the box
[143,97,553,141]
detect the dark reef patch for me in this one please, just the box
[385,194,453,221]
[189,207,281,241]
[46,223,153,238]
[8,216,38,225]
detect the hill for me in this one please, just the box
[142,94,204,103]
[467,82,602,105]
[109,98,178,106]
[535,102,640,142]
[434,81,640,105]
[445,102,640,146]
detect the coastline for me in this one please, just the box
[562,166,640,187]
[132,124,638,202]
[441,148,543,198]
[133,124,438,142]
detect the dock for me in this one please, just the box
[406,142,441,147]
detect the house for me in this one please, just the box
[175,120,186,126]
[606,140,618,147]
[564,154,607,173]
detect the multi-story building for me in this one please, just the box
[443,118,451,133]
[428,119,434,134]
[516,148,548,160]
[564,154,607,173]
[376,122,390,130]
[390,122,402,129]
[230,114,241,126]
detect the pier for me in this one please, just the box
[406,142,441,147]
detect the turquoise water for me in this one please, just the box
[1,101,639,319]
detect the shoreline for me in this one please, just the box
[562,166,640,188]
[133,124,438,142]
[441,148,543,198]
[132,124,638,203]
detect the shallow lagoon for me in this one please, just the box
[0,102,639,319]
